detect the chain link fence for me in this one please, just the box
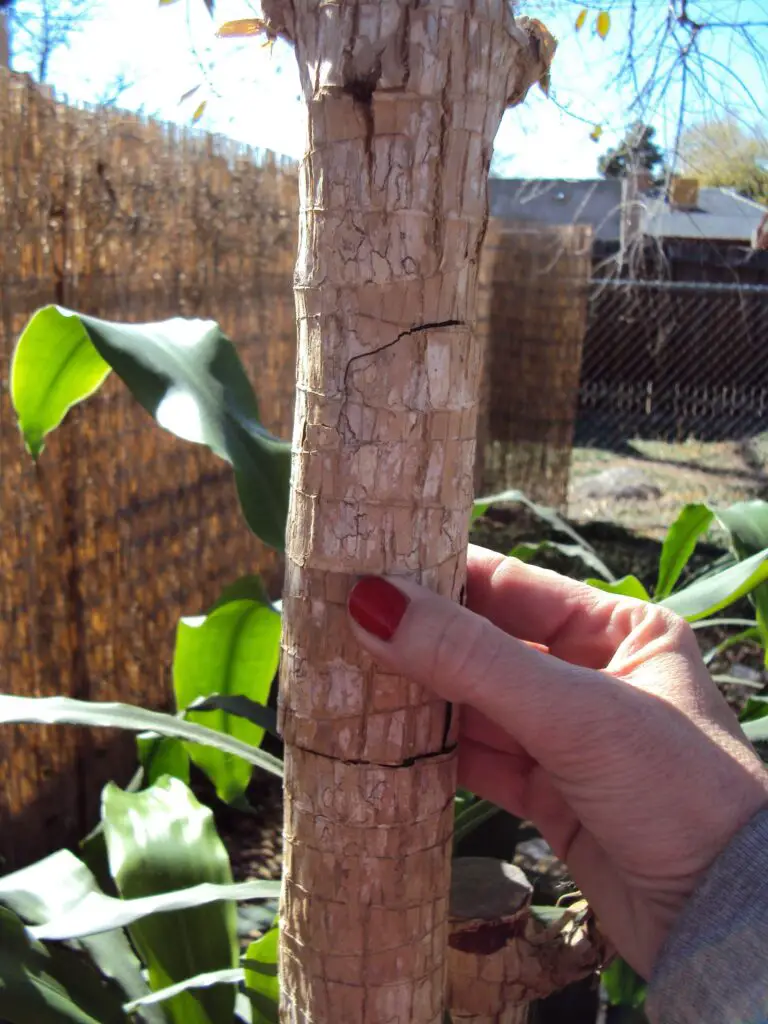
[577,278,768,447]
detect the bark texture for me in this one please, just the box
[264,3,555,1020]
[0,12,9,69]
[448,859,608,1023]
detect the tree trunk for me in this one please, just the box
[0,11,10,69]
[262,3,554,1020]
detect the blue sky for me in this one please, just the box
[26,0,768,179]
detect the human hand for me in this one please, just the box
[347,545,768,979]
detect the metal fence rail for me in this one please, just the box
[576,277,768,446]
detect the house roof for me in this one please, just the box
[489,177,768,244]
[641,187,767,242]
[488,178,622,242]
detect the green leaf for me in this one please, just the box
[508,540,613,579]
[0,907,104,1024]
[702,627,761,666]
[742,715,768,742]
[11,307,111,459]
[717,501,768,658]
[174,594,280,803]
[209,575,273,613]
[453,800,501,849]
[188,695,279,740]
[655,504,714,600]
[601,956,646,1008]
[660,547,768,623]
[244,928,280,1024]
[0,850,161,1024]
[0,695,283,779]
[12,307,290,550]
[101,777,238,1024]
[473,490,615,581]
[137,734,191,787]
[586,575,651,601]
[123,970,245,1013]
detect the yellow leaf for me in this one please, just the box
[192,100,207,124]
[575,8,587,31]
[596,11,611,40]
[216,18,266,39]
[158,1,181,6]
[589,124,603,142]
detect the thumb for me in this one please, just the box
[347,575,613,759]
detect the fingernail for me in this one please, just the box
[348,577,410,642]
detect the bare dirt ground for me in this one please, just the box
[567,434,768,540]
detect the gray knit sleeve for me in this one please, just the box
[646,807,768,1024]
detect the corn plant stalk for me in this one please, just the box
[263,2,554,1020]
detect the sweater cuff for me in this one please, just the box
[646,807,768,1024]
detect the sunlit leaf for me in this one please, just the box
[191,100,207,124]
[216,19,266,38]
[655,504,714,600]
[136,734,191,788]
[174,588,280,803]
[660,547,768,623]
[0,695,283,778]
[0,850,161,1023]
[601,956,645,1008]
[10,307,291,549]
[717,500,768,659]
[123,970,245,1013]
[586,575,650,601]
[575,8,587,31]
[596,11,611,39]
[101,778,238,1024]
[244,928,280,1024]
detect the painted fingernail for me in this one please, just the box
[348,577,410,642]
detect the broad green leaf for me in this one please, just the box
[11,307,110,459]
[0,908,103,1024]
[655,504,714,600]
[11,307,290,550]
[174,593,280,803]
[124,970,245,1013]
[586,575,650,601]
[0,695,283,779]
[137,734,191,787]
[739,695,768,723]
[0,850,161,1023]
[101,777,238,1024]
[717,501,768,658]
[601,956,646,1008]
[596,10,611,39]
[660,547,768,623]
[472,490,615,581]
[244,928,279,1024]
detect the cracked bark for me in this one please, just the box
[263,2,555,1021]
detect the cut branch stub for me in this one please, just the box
[448,858,608,1023]
[267,2,557,1021]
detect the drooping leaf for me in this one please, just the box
[654,504,714,600]
[11,307,110,459]
[174,592,280,803]
[575,8,587,30]
[472,490,615,581]
[0,850,160,1023]
[596,11,611,39]
[124,970,245,1013]
[136,734,191,787]
[0,908,105,1024]
[586,575,650,601]
[0,695,283,779]
[660,547,768,623]
[244,928,280,1024]
[216,19,266,38]
[702,627,761,666]
[101,777,238,1024]
[188,695,279,740]
[11,307,290,549]
[508,540,613,579]
[29,878,280,942]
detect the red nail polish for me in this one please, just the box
[348,577,410,642]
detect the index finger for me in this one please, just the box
[467,544,639,668]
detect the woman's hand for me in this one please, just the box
[347,544,768,979]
